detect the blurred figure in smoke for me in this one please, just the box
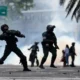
[61,50,66,67]
[39,25,59,69]
[28,42,39,67]
[0,24,31,71]
[64,44,69,66]
[69,42,77,67]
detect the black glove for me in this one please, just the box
[21,34,25,38]
[55,45,59,49]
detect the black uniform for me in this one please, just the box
[0,24,31,71]
[40,25,59,69]
[69,42,76,67]
[28,43,39,67]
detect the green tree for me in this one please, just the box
[6,0,33,11]
[1,0,34,19]
[60,0,80,22]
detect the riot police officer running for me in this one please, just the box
[0,24,31,71]
[39,25,59,69]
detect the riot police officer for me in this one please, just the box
[0,24,31,71]
[39,25,59,69]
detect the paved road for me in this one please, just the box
[0,65,80,80]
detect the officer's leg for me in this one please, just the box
[31,56,35,67]
[36,57,39,67]
[73,55,75,66]
[50,47,57,68]
[0,46,11,64]
[36,59,39,67]
[70,55,72,66]
[12,46,31,71]
[29,53,34,67]
[31,61,34,67]
[72,55,75,66]
[64,59,66,67]
[71,55,74,67]
[71,55,73,66]
[40,48,49,69]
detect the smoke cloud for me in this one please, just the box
[0,0,79,65]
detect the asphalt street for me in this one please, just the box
[0,65,80,80]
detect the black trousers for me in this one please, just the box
[40,45,57,66]
[29,51,39,66]
[1,45,26,62]
[71,55,75,66]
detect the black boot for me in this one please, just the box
[20,57,31,71]
[39,57,46,69]
[0,59,4,64]
[39,65,45,69]
[70,64,76,67]
[23,68,31,71]
[50,56,57,68]
[70,61,75,67]
[50,65,57,68]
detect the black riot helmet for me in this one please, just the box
[47,25,55,32]
[72,42,75,46]
[1,24,9,32]
[35,42,39,45]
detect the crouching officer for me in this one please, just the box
[39,25,59,69]
[0,24,31,71]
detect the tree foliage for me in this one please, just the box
[2,0,34,19]
[6,0,33,10]
[60,0,80,22]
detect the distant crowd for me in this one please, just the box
[61,43,76,67]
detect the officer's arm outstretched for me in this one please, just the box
[28,46,33,50]
[7,30,25,38]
